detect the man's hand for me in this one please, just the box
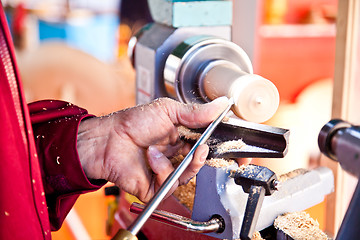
[77,97,229,202]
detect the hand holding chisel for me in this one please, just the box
[112,98,235,240]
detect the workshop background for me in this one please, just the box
[1,0,346,239]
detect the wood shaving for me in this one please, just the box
[216,139,246,154]
[170,154,184,168]
[252,231,264,240]
[229,164,247,177]
[278,168,309,182]
[206,158,235,168]
[171,156,235,210]
[173,177,196,210]
[274,211,328,240]
[171,158,237,211]
[170,154,196,210]
[178,126,201,141]
[231,231,264,240]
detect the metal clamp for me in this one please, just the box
[230,165,278,240]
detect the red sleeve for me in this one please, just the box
[29,100,107,230]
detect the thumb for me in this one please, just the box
[166,96,230,128]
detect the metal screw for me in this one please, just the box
[271,179,280,190]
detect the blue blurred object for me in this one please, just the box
[38,14,119,62]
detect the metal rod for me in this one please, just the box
[130,202,222,233]
[127,98,234,235]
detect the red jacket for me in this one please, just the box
[0,5,105,239]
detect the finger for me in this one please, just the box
[163,97,230,128]
[147,146,179,199]
[148,146,174,182]
[177,142,192,156]
[178,144,208,185]
[153,141,184,157]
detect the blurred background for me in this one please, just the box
[1,0,341,239]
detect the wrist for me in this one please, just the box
[77,116,111,180]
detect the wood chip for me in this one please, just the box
[173,177,196,210]
[206,158,235,168]
[215,139,246,154]
[178,126,201,141]
[252,231,265,240]
[231,231,264,240]
[274,211,328,240]
[278,168,309,182]
[169,154,196,210]
[170,154,184,168]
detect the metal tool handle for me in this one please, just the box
[112,229,138,240]
[240,185,266,240]
[115,98,234,238]
[130,202,224,233]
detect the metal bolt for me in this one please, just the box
[271,179,280,191]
